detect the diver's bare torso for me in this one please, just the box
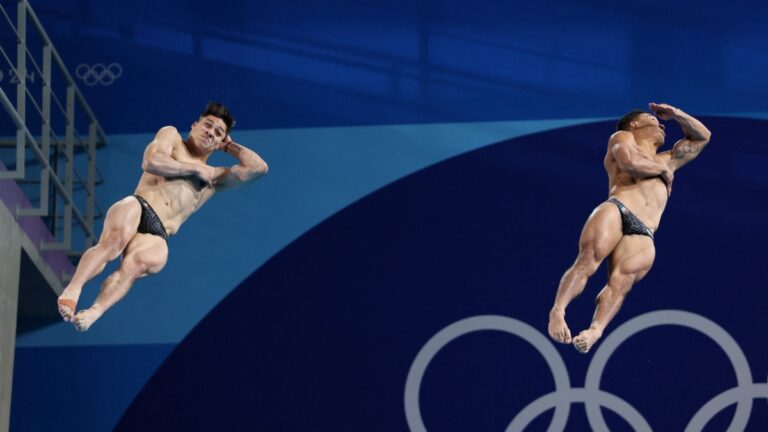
[134,133,215,236]
[604,148,671,232]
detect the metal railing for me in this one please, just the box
[0,0,107,256]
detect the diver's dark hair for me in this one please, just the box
[200,102,235,134]
[616,109,647,131]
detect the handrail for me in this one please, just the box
[0,0,108,256]
[0,88,92,238]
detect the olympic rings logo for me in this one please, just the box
[75,63,122,86]
[405,310,768,431]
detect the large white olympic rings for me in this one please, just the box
[404,310,768,431]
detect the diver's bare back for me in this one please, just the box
[604,142,670,232]
[134,131,213,236]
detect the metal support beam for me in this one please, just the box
[15,0,26,179]
[16,44,52,217]
[87,122,97,247]
[42,86,75,251]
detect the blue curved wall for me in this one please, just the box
[9,0,768,430]
[115,118,768,431]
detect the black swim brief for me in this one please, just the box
[134,195,168,240]
[608,197,654,239]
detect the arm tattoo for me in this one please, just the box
[674,142,701,159]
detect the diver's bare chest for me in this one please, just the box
[170,144,207,192]
[171,142,196,165]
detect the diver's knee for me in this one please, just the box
[608,271,636,295]
[120,256,149,279]
[574,248,602,276]
[98,232,130,259]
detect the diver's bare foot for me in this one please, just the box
[72,305,104,332]
[57,286,82,322]
[548,309,572,344]
[573,327,603,354]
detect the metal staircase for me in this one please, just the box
[0,0,107,256]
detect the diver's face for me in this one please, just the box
[633,114,665,143]
[190,115,227,152]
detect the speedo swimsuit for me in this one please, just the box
[134,195,168,240]
[608,197,654,239]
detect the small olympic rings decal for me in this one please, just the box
[75,63,123,86]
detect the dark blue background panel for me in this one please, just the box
[20,0,768,132]
[11,344,175,432]
[117,118,768,431]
